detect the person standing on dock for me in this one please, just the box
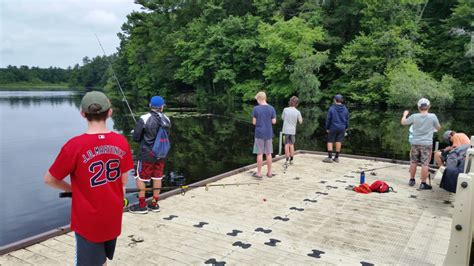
[44,91,134,266]
[129,95,171,214]
[401,98,441,190]
[323,94,349,163]
[252,91,277,178]
[282,96,303,165]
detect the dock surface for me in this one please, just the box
[0,153,454,265]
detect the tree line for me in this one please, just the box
[1,0,472,108]
[110,0,473,108]
[0,56,113,90]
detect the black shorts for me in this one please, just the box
[327,129,345,143]
[75,233,117,266]
[284,134,295,145]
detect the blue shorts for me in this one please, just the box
[327,129,345,143]
[75,233,117,266]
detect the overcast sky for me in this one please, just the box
[0,0,140,68]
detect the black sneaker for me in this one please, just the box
[419,183,432,190]
[408,178,416,187]
[148,200,160,212]
[128,204,148,214]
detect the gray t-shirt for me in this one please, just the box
[282,107,302,135]
[405,113,440,145]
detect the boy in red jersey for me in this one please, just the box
[44,91,134,266]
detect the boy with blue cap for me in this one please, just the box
[129,96,171,214]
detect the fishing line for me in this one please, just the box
[95,34,137,123]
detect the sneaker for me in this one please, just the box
[128,204,148,214]
[419,183,432,190]
[148,200,160,212]
[408,179,416,187]
[333,158,339,163]
[322,157,333,163]
[289,160,294,165]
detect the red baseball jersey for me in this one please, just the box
[49,132,134,242]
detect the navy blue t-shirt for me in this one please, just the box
[252,104,276,140]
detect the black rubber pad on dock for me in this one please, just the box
[163,215,178,220]
[205,258,226,265]
[361,261,375,266]
[232,241,251,249]
[193,222,209,228]
[264,238,281,247]
[316,192,328,195]
[307,249,325,258]
[273,216,290,221]
[226,230,243,236]
[304,198,317,203]
[255,227,272,234]
[289,207,304,211]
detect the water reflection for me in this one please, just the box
[0,91,81,108]
[2,90,473,247]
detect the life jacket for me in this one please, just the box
[353,183,371,194]
[369,180,394,193]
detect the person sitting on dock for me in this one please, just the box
[44,91,134,266]
[401,98,441,190]
[129,95,171,214]
[252,91,277,178]
[282,96,303,165]
[323,94,349,163]
[434,130,471,167]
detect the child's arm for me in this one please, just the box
[252,117,257,125]
[44,171,72,192]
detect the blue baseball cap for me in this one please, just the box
[334,94,343,101]
[150,96,165,108]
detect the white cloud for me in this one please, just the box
[0,0,140,68]
[83,9,120,26]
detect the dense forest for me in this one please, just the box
[1,0,472,108]
[109,0,473,108]
[0,56,113,90]
[0,65,70,86]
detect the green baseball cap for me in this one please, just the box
[80,91,111,114]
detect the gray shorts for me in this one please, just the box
[75,233,117,266]
[284,134,295,145]
[253,138,273,155]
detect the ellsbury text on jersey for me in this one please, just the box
[82,145,127,163]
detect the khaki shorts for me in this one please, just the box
[410,145,432,166]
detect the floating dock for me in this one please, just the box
[0,153,454,265]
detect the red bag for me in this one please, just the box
[369,180,393,193]
[354,183,372,194]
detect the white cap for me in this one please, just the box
[417,98,430,107]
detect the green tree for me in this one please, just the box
[258,16,327,101]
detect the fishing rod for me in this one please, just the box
[59,182,260,198]
[352,164,400,173]
[95,34,137,123]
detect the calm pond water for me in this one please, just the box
[1,90,473,246]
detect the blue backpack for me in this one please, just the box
[151,116,170,159]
